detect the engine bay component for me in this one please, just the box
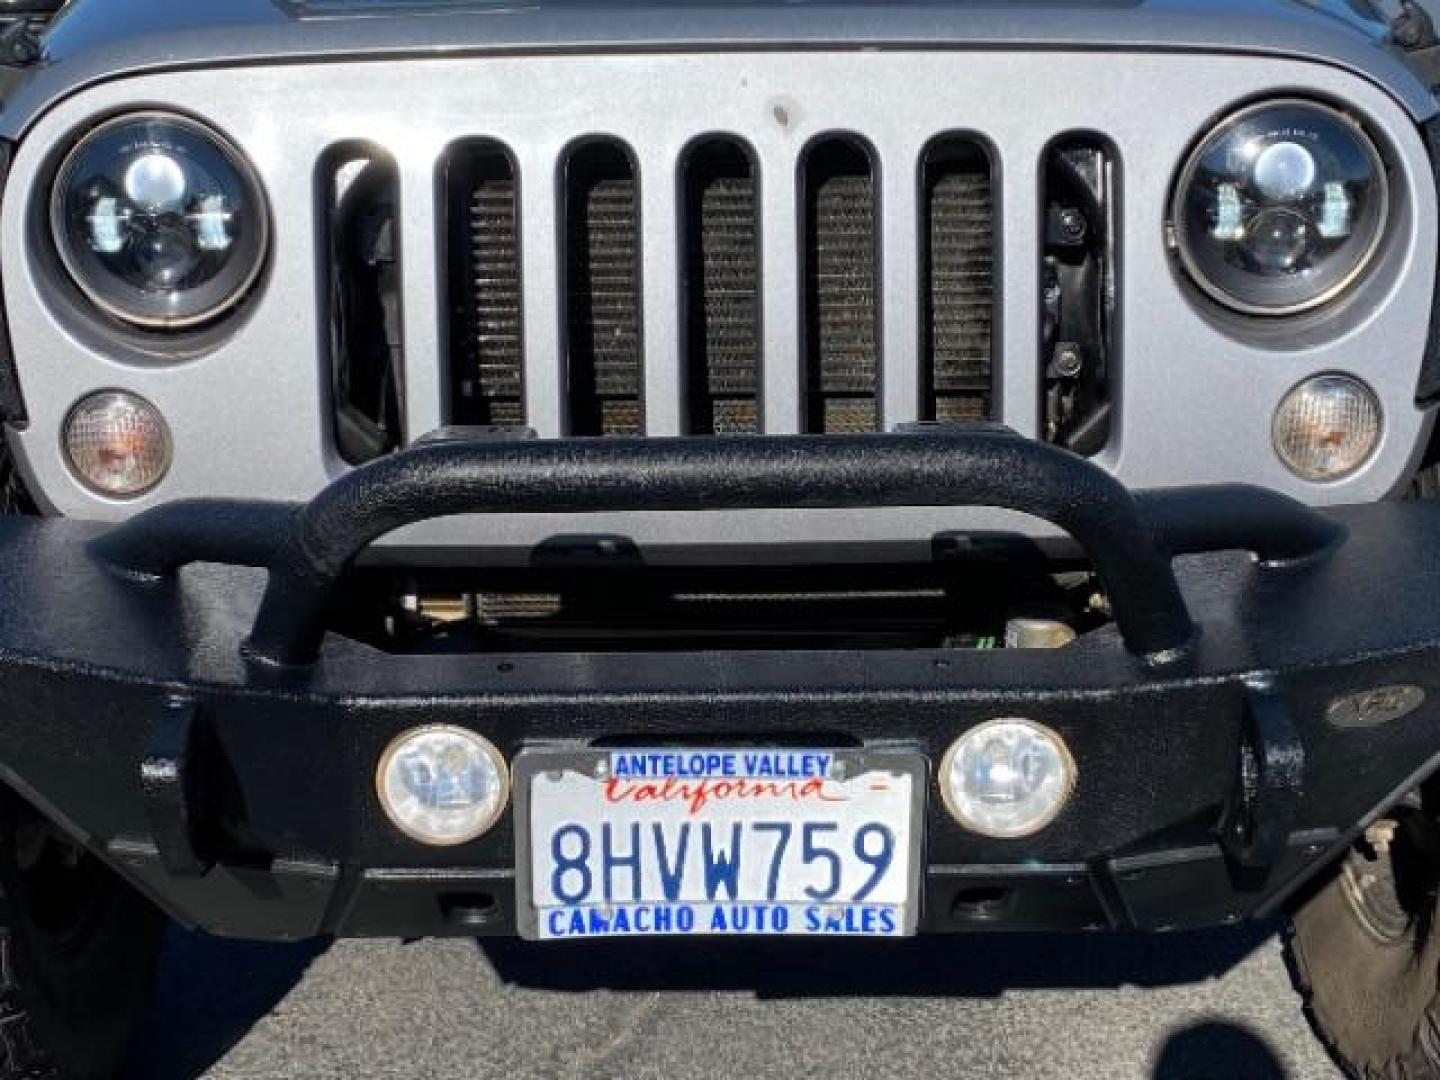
[325,147,404,464]
[1041,137,1115,455]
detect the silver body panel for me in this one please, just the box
[2,50,1435,563]
[8,0,1434,134]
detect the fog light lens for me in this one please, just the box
[1273,374,1381,482]
[376,726,508,846]
[62,390,171,497]
[940,719,1076,838]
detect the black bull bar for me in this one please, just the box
[0,429,1437,939]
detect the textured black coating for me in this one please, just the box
[242,432,1194,665]
[90,500,300,579]
[140,697,213,878]
[1135,485,1345,564]
[89,434,1343,669]
[1219,677,1304,873]
[7,500,1440,936]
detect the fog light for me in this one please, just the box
[376,726,508,846]
[940,719,1076,838]
[62,390,171,497]
[1273,374,1381,482]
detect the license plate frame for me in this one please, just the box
[513,745,927,941]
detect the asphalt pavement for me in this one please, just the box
[121,922,1344,1079]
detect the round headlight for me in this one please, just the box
[1171,100,1389,315]
[51,113,268,329]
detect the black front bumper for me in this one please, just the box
[1,430,1438,941]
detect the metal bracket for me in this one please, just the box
[140,698,215,878]
[1220,678,1305,877]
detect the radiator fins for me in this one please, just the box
[430,138,1002,438]
[565,143,643,436]
[924,141,996,423]
[447,146,525,428]
[803,141,879,433]
[683,141,761,434]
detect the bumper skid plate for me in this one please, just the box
[0,430,1433,940]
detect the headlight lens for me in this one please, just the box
[51,113,268,329]
[1172,100,1388,315]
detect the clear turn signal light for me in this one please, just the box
[1273,374,1381,482]
[62,390,171,497]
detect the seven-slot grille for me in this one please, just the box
[446,135,995,436]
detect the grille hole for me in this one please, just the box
[322,145,403,464]
[922,138,996,423]
[950,886,1015,922]
[682,139,760,435]
[446,142,524,428]
[1042,134,1116,456]
[803,139,879,434]
[564,141,643,436]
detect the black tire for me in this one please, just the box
[1288,809,1440,1078]
[0,789,164,1079]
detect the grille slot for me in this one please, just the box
[564,141,643,436]
[447,143,524,427]
[922,139,996,422]
[323,145,403,464]
[802,139,879,434]
[433,130,1006,440]
[682,139,761,435]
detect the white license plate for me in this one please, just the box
[514,747,925,940]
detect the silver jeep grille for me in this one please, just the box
[445,133,995,437]
[4,52,1433,543]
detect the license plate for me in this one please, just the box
[514,747,925,940]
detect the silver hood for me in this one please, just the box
[0,0,1432,139]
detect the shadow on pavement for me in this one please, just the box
[1152,1020,1290,1079]
[118,921,1289,1077]
[478,921,1280,998]
[120,926,328,1080]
